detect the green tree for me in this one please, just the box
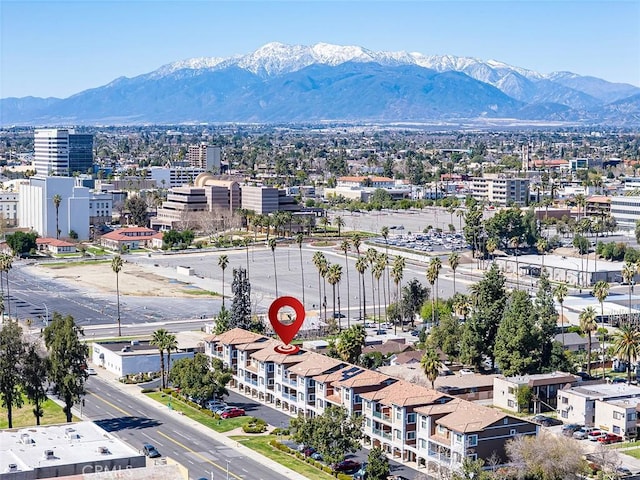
[494,290,540,376]
[6,231,38,256]
[459,316,485,371]
[312,406,363,468]
[296,233,305,308]
[462,200,483,258]
[22,342,49,425]
[164,332,178,387]
[213,306,230,335]
[313,251,327,316]
[613,324,640,384]
[592,280,610,323]
[229,267,262,332]
[268,238,278,297]
[170,354,232,401]
[340,240,351,327]
[326,263,343,329]
[428,313,461,360]
[579,306,598,377]
[218,255,229,308]
[336,324,366,364]
[333,215,345,237]
[635,219,640,244]
[111,255,124,337]
[391,255,405,333]
[426,257,442,325]
[0,321,25,428]
[365,446,390,480]
[44,313,88,423]
[401,279,429,328]
[124,194,148,226]
[421,347,442,389]
[355,256,368,321]
[535,268,558,370]
[448,251,460,292]
[150,328,169,389]
[52,194,62,239]
[622,261,637,315]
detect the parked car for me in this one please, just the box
[615,466,633,476]
[220,407,245,419]
[574,427,598,440]
[142,443,161,458]
[531,415,562,427]
[588,430,605,441]
[86,367,97,375]
[352,462,368,479]
[561,424,583,436]
[598,433,623,444]
[206,400,227,412]
[332,459,361,473]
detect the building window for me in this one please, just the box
[613,425,621,434]
[421,417,427,429]
[407,413,416,424]
[454,433,463,444]
[614,411,624,420]
[407,431,416,440]
[395,429,401,440]
[507,400,515,408]
[561,396,568,404]
[468,435,478,447]
[510,429,516,436]
[396,409,402,420]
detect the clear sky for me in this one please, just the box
[1,0,639,98]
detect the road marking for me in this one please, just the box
[156,430,243,479]
[88,391,131,416]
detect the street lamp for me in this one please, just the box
[225,459,230,480]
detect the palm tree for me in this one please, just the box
[536,238,548,268]
[296,233,305,308]
[622,262,637,317]
[486,237,498,265]
[421,347,442,389]
[53,194,62,239]
[218,255,229,308]
[366,248,378,321]
[340,240,351,327]
[243,237,251,279]
[355,257,368,321]
[381,226,391,313]
[452,293,470,321]
[164,332,178,387]
[579,306,598,377]
[510,236,521,288]
[111,255,124,336]
[427,257,442,325]
[391,256,405,334]
[613,325,640,384]
[268,238,278,297]
[352,234,362,257]
[150,328,169,389]
[312,252,327,315]
[592,280,610,322]
[320,216,330,236]
[448,252,460,292]
[326,263,343,330]
[373,259,385,329]
[554,283,568,347]
[0,254,12,318]
[334,216,345,237]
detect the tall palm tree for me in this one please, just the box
[381,227,391,314]
[421,347,442,389]
[448,252,460,292]
[150,328,169,389]
[53,194,62,239]
[111,255,124,336]
[373,259,384,329]
[579,306,598,377]
[452,293,470,321]
[243,237,251,279]
[378,253,389,321]
[334,216,345,237]
[622,262,637,317]
[352,234,362,257]
[486,237,498,266]
[613,325,640,384]
[536,238,548,268]
[218,255,229,308]
[320,216,330,236]
[554,283,568,348]
[312,252,327,314]
[326,263,343,331]
[296,233,305,308]
[164,332,178,387]
[0,254,12,318]
[366,248,378,320]
[391,256,405,334]
[340,240,351,327]
[268,238,278,297]
[510,236,521,288]
[427,257,442,325]
[592,280,610,322]
[355,257,368,321]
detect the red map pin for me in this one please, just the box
[268,296,305,354]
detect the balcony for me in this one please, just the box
[372,428,392,440]
[282,376,298,387]
[244,376,258,387]
[372,410,392,422]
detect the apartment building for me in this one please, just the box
[557,383,640,437]
[0,192,18,227]
[416,398,538,474]
[187,144,221,172]
[470,175,529,206]
[88,191,113,226]
[493,372,579,414]
[205,328,538,474]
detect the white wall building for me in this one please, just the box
[33,128,94,177]
[187,144,221,172]
[18,176,90,240]
[611,196,640,229]
[0,192,18,227]
[147,166,207,189]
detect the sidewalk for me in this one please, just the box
[81,365,310,480]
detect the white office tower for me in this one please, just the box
[33,128,94,176]
[187,144,221,172]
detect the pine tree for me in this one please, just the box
[0,321,25,428]
[535,268,559,370]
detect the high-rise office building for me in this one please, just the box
[33,128,94,177]
[187,144,220,172]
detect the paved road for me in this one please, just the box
[82,376,295,480]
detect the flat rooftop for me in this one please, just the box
[569,382,640,399]
[0,421,142,474]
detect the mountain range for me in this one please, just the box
[2,42,639,126]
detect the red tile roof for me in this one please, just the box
[36,237,76,247]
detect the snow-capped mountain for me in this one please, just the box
[2,42,639,125]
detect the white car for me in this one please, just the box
[86,367,97,375]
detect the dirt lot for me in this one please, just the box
[31,261,201,297]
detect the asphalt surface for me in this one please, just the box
[81,376,294,480]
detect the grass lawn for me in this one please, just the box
[180,289,218,296]
[230,435,335,480]
[613,440,640,450]
[622,447,640,459]
[45,260,111,268]
[146,392,250,433]
[0,398,74,429]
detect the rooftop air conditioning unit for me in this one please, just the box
[97,446,110,454]
[7,464,18,472]
[20,433,32,444]
[130,340,140,346]
[44,449,55,459]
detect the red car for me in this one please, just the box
[220,407,245,419]
[332,459,361,473]
[598,433,622,444]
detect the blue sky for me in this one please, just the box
[1,0,639,98]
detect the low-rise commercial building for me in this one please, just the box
[493,372,579,414]
[470,175,529,207]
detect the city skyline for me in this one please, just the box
[1,0,639,99]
